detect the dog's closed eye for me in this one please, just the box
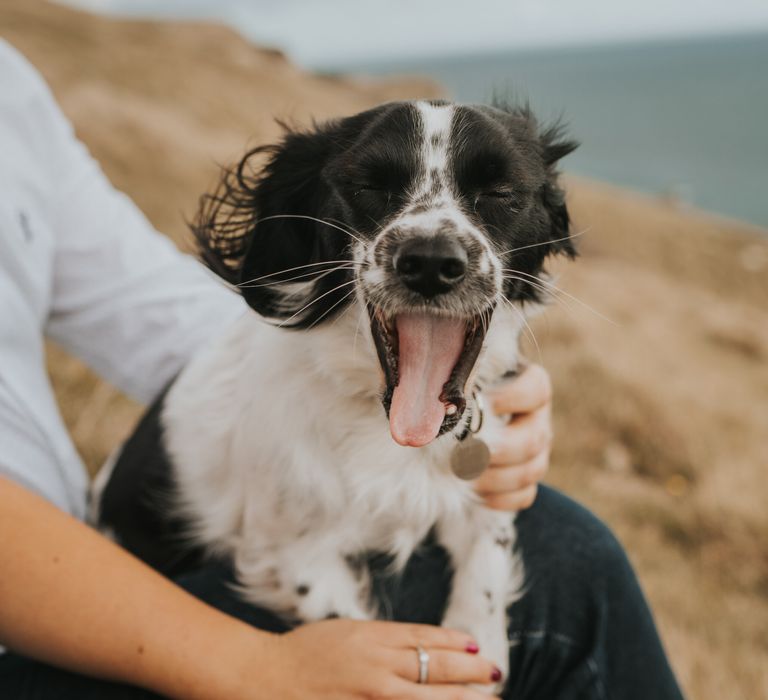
[192,99,577,331]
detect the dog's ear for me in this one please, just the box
[492,102,579,259]
[191,123,353,328]
[539,122,579,259]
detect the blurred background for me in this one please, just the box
[3,1,768,697]
[62,0,768,227]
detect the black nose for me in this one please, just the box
[393,236,468,298]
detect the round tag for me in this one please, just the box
[450,435,491,480]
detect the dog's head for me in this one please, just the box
[194,100,577,447]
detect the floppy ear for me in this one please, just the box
[539,122,579,259]
[191,124,354,328]
[492,102,579,259]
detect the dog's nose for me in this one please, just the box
[393,236,468,298]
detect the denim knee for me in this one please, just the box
[507,485,684,700]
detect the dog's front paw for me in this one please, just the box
[285,556,375,622]
[295,577,374,622]
[442,609,509,694]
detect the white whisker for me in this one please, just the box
[503,273,582,319]
[352,305,365,363]
[499,296,542,363]
[256,214,364,246]
[239,264,357,289]
[503,272,593,321]
[238,259,357,287]
[502,273,560,299]
[326,216,372,243]
[308,287,359,330]
[496,227,590,257]
[277,279,358,328]
[502,269,616,325]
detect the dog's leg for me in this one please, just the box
[437,508,523,693]
[236,537,375,623]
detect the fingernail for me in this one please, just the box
[465,642,479,654]
[491,667,502,682]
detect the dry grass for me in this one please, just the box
[537,183,768,698]
[3,2,768,697]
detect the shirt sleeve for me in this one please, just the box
[25,51,247,404]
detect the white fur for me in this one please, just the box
[418,101,452,173]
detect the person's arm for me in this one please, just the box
[0,477,500,700]
[0,40,244,406]
[0,476,272,698]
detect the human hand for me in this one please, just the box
[474,364,553,511]
[263,618,502,700]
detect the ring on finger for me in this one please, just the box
[416,644,430,684]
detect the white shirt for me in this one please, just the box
[0,40,245,519]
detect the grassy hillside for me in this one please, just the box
[2,1,767,697]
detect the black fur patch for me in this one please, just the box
[450,104,578,303]
[98,387,204,577]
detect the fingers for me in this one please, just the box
[487,363,552,416]
[475,449,549,496]
[487,407,552,466]
[476,368,552,512]
[482,483,538,512]
[391,647,500,687]
[373,624,503,697]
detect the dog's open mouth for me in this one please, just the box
[369,307,492,447]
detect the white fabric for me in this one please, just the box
[0,40,245,519]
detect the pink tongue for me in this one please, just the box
[390,314,466,447]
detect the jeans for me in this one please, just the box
[0,486,685,699]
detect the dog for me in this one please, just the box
[93,99,577,690]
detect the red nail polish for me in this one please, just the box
[465,642,479,654]
[491,667,502,682]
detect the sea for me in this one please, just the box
[54,0,768,229]
[333,34,768,229]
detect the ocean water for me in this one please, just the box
[344,34,768,228]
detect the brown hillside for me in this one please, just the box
[2,1,768,698]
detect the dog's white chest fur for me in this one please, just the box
[166,309,465,549]
[162,304,525,689]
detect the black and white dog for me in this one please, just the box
[94,99,577,688]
